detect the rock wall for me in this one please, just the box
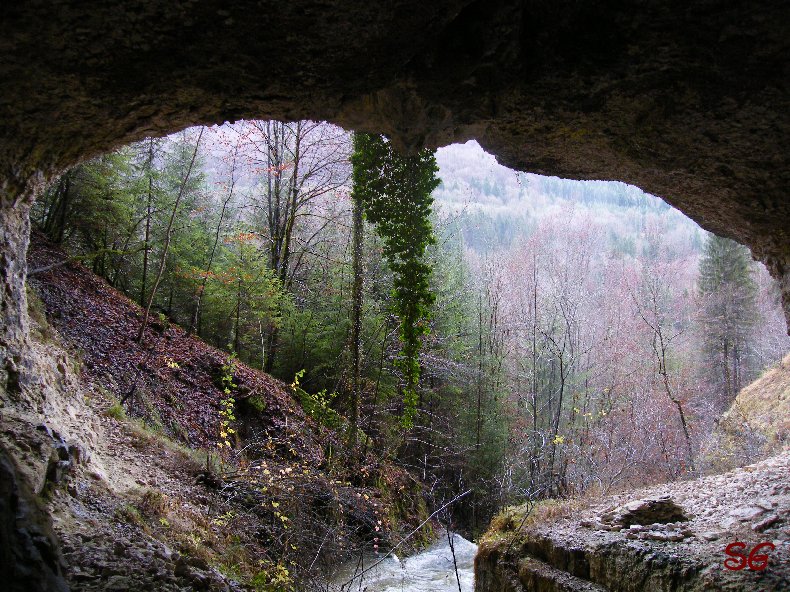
[0,2,789,353]
[701,353,790,474]
[0,446,69,592]
[0,202,33,403]
[475,453,790,591]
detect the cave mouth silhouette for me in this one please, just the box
[0,4,788,589]
[1,0,788,372]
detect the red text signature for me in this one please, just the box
[723,541,775,571]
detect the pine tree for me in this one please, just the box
[698,234,757,404]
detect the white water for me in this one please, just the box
[330,533,477,592]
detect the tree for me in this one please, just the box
[234,121,351,372]
[351,133,440,429]
[137,128,205,343]
[698,234,757,404]
[188,139,240,335]
[348,174,364,446]
[633,259,696,473]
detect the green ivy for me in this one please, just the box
[351,133,439,428]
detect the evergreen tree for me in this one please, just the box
[698,234,758,404]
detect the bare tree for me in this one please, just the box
[234,120,350,371]
[137,127,204,344]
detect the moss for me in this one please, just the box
[105,402,126,420]
[481,499,581,546]
[26,286,56,342]
[246,395,266,413]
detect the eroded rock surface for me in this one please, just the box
[0,1,789,344]
[476,452,790,591]
[596,495,689,529]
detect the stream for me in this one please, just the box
[329,533,477,592]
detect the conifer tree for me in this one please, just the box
[698,234,757,403]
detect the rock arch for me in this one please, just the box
[1,0,788,387]
[0,3,788,589]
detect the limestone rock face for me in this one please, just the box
[476,452,790,591]
[599,496,689,528]
[0,1,789,338]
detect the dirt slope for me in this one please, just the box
[28,234,320,455]
[17,234,432,591]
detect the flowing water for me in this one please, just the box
[330,533,477,592]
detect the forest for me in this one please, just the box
[31,121,790,541]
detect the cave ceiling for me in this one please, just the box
[0,0,788,321]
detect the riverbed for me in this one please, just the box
[329,533,477,592]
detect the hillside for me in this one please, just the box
[704,355,790,473]
[727,353,790,440]
[28,233,323,454]
[433,141,704,255]
[20,234,433,591]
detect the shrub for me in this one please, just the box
[106,402,126,420]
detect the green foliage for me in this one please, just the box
[291,370,344,430]
[218,354,237,449]
[698,234,758,398]
[106,402,126,420]
[250,561,294,592]
[246,395,267,413]
[351,133,440,428]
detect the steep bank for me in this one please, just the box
[703,354,790,474]
[475,453,789,591]
[0,235,434,591]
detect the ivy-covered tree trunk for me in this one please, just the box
[348,187,364,446]
[350,132,439,429]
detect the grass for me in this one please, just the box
[105,401,126,420]
[115,503,147,530]
[26,286,58,343]
[481,498,586,545]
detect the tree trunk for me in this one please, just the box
[348,187,364,447]
[137,128,203,344]
[140,138,155,307]
[189,160,235,335]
